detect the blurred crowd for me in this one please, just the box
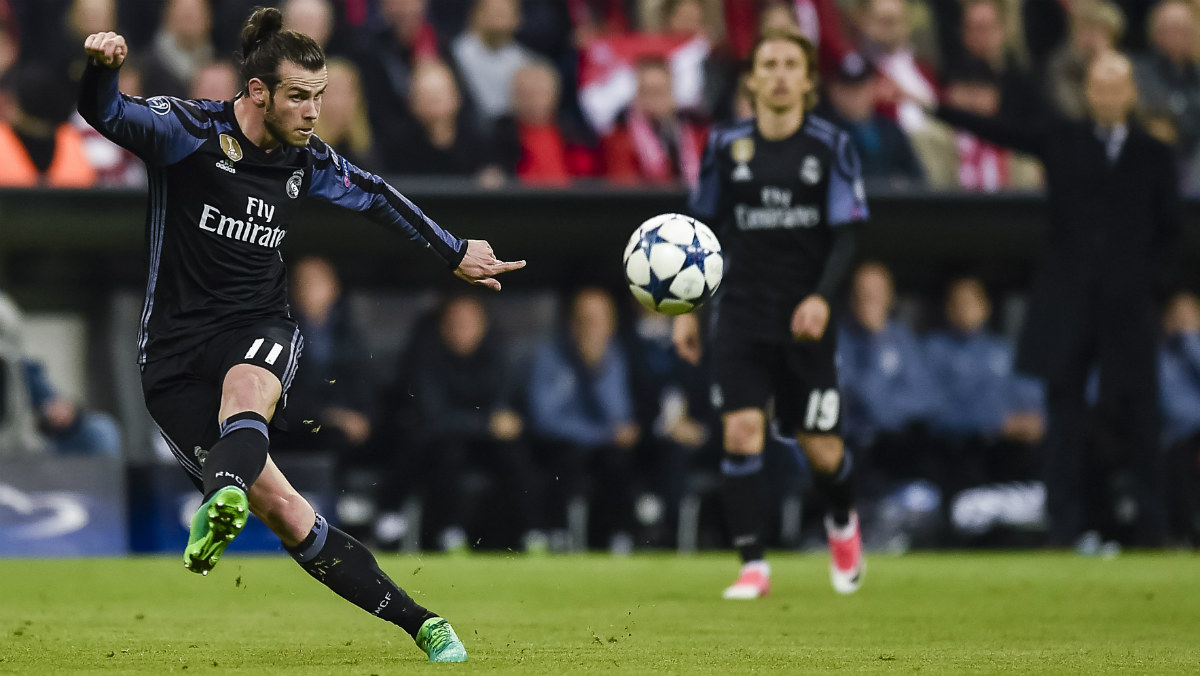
[3,0,1200,193]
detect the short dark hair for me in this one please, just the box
[238,6,325,94]
[748,26,820,110]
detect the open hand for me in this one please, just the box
[454,239,525,291]
[84,32,127,68]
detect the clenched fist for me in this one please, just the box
[84,32,128,68]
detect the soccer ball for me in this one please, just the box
[623,213,723,316]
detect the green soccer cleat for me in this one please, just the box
[183,486,249,576]
[416,617,468,663]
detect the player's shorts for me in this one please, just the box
[710,324,841,436]
[140,317,304,490]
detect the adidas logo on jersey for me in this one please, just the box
[215,159,237,174]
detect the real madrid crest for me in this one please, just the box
[219,134,243,162]
[286,169,304,199]
[800,155,822,185]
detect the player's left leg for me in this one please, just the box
[250,458,467,662]
[796,432,864,594]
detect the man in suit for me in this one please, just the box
[928,51,1181,547]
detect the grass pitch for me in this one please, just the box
[0,552,1196,675]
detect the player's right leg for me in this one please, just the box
[251,457,467,662]
[720,408,771,599]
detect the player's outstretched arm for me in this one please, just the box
[454,240,526,291]
[673,313,703,365]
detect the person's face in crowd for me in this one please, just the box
[1152,2,1197,64]
[1072,21,1115,60]
[962,1,1007,63]
[749,38,814,114]
[1164,292,1200,334]
[292,257,341,321]
[759,3,798,32]
[283,0,334,50]
[667,0,706,38]
[189,62,238,100]
[945,80,1000,115]
[410,62,461,126]
[441,297,488,357]
[315,62,360,137]
[828,77,877,122]
[473,0,520,43]
[381,0,428,43]
[69,0,116,40]
[864,0,910,52]
[261,61,327,147]
[1142,112,1179,145]
[165,0,212,48]
[512,65,560,125]
[571,289,617,364]
[1085,53,1136,126]
[636,63,676,121]
[946,279,991,334]
[851,264,894,333]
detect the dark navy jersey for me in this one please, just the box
[78,62,466,364]
[689,115,868,340]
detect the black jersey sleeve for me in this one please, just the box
[78,61,207,166]
[306,139,467,269]
[688,129,722,222]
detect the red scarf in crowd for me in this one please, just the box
[956,132,1010,192]
[627,107,701,186]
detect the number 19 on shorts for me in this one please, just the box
[804,389,840,432]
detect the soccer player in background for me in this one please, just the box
[674,27,867,599]
[78,8,524,662]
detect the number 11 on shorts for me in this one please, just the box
[804,389,840,432]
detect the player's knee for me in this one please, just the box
[798,433,843,474]
[221,365,281,415]
[723,412,765,454]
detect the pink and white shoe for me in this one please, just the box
[825,511,864,594]
[722,560,770,599]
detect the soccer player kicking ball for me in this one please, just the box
[79,8,524,662]
[675,27,866,599]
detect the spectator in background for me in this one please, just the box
[958,0,1045,124]
[602,58,707,186]
[451,0,535,125]
[1045,0,1125,121]
[277,256,373,455]
[187,60,238,101]
[923,278,1044,497]
[909,59,1042,191]
[495,60,598,185]
[725,0,858,78]
[1158,290,1200,545]
[388,59,506,185]
[282,0,335,53]
[357,0,444,154]
[0,65,95,188]
[0,290,44,457]
[23,358,122,456]
[1135,0,1200,171]
[312,57,380,171]
[859,0,939,132]
[140,0,213,98]
[819,54,924,187]
[838,262,940,494]
[401,295,546,553]
[527,288,640,552]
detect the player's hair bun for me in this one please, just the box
[240,6,284,59]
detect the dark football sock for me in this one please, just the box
[287,514,437,638]
[721,452,766,563]
[201,411,270,498]
[812,449,855,528]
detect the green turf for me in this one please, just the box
[0,552,1196,675]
